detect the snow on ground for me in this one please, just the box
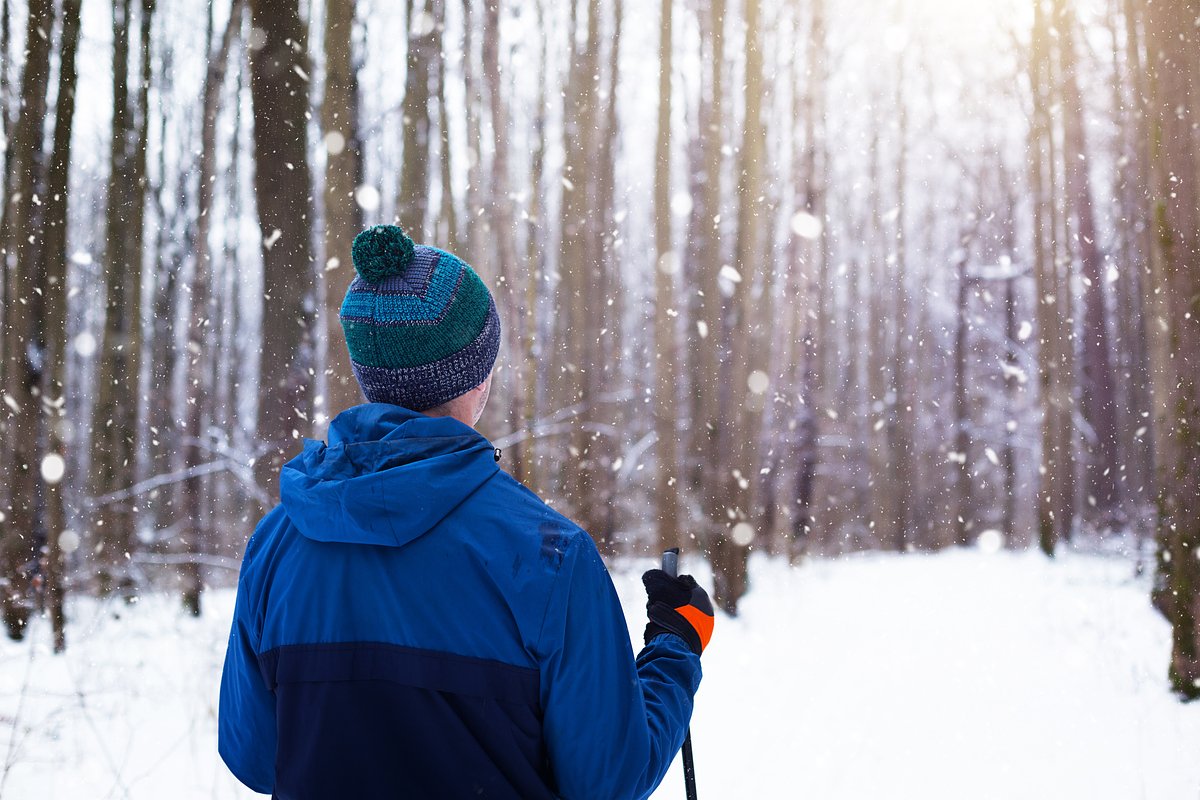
[1,548,1197,799]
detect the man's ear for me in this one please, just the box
[471,374,493,424]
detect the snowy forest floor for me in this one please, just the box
[1,548,1197,799]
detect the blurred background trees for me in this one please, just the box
[0,0,1196,695]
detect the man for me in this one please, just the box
[219,225,714,799]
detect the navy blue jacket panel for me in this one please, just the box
[262,643,551,800]
[218,403,701,799]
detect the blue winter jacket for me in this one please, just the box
[218,403,701,799]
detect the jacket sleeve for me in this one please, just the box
[539,533,702,800]
[218,542,277,795]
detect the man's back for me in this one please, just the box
[219,403,700,799]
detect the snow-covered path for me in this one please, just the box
[629,550,1199,799]
[1,549,1196,799]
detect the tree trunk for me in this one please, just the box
[90,0,134,594]
[688,0,726,558]
[180,0,244,617]
[0,0,10,332]
[399,0,434,238]
[247,0,317,502]
[322,0,365,425]
[591,0,623,544]
[1143,0,1200,699]
[1115,0,1156,527]
[713,0,765,612]
[91,0,155,593]
[1002,274,1019,543]
[0,0,54,640]
[793,0,827,556]
[482,0,524,477]
[1055,0,1121,519]
[39,0,84,652]
[0,0,10,283]
[653,0,681,554]
[460,0,481,266]
[433,0,457,254]
[519,0,548,493]
[557,0,606,544]
[866,121,893,549]
[1029,0,1068,556]
[888,45,913,550]
[952,241,973,547]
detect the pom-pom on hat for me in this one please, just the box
[339,225,501,412]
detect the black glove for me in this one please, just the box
[642,570,715,656]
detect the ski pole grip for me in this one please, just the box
[661,547,680,579]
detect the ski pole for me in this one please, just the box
[661,547,698,800]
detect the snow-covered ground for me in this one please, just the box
[1,548,1196,799]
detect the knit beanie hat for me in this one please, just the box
[339,225,501,411]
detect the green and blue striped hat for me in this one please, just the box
[340,225,500,411]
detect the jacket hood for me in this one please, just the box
[279,403,499,547]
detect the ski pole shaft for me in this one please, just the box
[661,548,698,800]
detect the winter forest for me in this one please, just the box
[1,0,1199,795]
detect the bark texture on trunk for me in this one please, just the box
[247,0,317,502]
[322,0,365,425]
[0,0,54,640]
[39,0,84,651]
[1144,0,1200,699]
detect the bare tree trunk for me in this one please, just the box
[590,0,623,544]
[713,0,765,612]
[0,0,54,640]
[793,0,827,556]
[91,0,155,592]
[951,240,973,547]
[460,0,481,266]
[399,0,434,238]
[322,0,365,425]
[214,65,248,543]
[1115,0,1156,528]
[482,0,524,477]
[1000,193,1020,545]
[1046,17,1079,548]
[247,0,317,501]
[0,0,9,343]
[91,0,134,594]
[888,45,914,550]
[1055,0,1121,520]
[866,121,893,550]
[39,0,84,652]
[0,0,9,283]
[688,0,726,558]
[432,0,457,254]
[653,0,680,554]
[1029,0,1068,556]
[0,0,8,137]
[557,0,606,544]
[519,0,548,492]
[180,0,244,617]
[1143,0,1200,699]
[1002,273,1019,543]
